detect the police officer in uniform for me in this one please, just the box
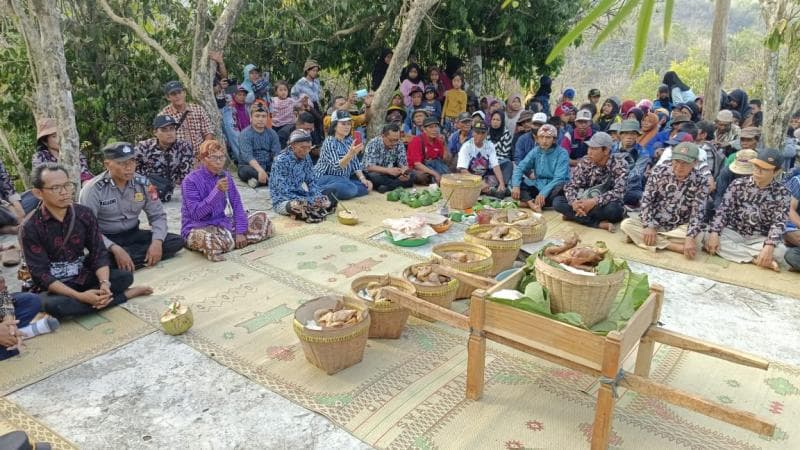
[79,142,184,271]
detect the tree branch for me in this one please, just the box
[0,125,31,189]
[98,0,191,89]
[475,30,509,42]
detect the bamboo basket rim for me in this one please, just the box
[465,224,524,248]
[350,275,415,312]
[294,295,370,338]
[533,256,626,285]
[440,173,482,187]
[431,242,493,261]
[403,264,459,294]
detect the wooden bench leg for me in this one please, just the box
[591,382,616,450]
[591,332,622,449]
[634,336,655,377]
[466,333,485,400]
[466,290,487,400]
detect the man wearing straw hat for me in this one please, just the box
[291,59,322,111]
[704,148,790,270]
[620,142,709,258]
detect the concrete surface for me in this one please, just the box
[8,333,372,450]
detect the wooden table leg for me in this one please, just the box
[634,284,664,378]
[466,289,487,400]
[591,332,622,450]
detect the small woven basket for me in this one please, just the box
[490,210,548,244]
[533,257,625,327]
[293,295,370,374]
[440,173,482,210]
[430,242,494,299]
[464,225,523,276]
[351,275,415,339]
[403,263,459,321]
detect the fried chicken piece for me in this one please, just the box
[544,233,580,257]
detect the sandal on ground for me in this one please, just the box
[1,247,20,267]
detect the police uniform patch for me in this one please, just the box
[134,192,145,202]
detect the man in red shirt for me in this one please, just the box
[406,117,451,184]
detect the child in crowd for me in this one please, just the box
[441,73,467,137]
[271,80,295,135]
[391,91,404,108]
[427,67,445,102]
[422,85,442,122]
[400,64,425,107]
[405,109,428,139]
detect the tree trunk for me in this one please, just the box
[26,0,82,189]
[5,0,54,118]
[368,0,441,138]
[762,49,783,148]
[469,47,483,99]
[759,0,791,149]
[702,0,730,122]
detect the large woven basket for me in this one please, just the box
[533,257,625,327]
[351,275,415,339]
[293,295,370,374]
[463,225,523,276]
[403,264,459,321]
[440,173,482,210]
[490,210,548,244]
[430,242,493,299]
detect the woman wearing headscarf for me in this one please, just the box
[371,49,393,91]
[505,94,524,134]
[625,107,644,124]
[638,112,659,149]
[620,100,637,117]
[653,84,672,113]
[531,75,552,115]
[596,97,621,132]
[662,71,696,104]
[400,63,425,108]
[488,111,513,167]
[727,89,752,126]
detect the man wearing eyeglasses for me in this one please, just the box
[79,142,185,271]
[363,123,414,193]
[19,163,153,319]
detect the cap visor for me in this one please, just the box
[750,159,777,170]
[671,155,695,163]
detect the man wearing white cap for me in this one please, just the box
[560,109,596,167]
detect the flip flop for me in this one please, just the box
[1,247,20,267]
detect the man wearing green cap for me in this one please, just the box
[620,142,709,258]
[616,119,649,207]
[704,148,790,270]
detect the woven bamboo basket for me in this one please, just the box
[403,264,459,321]
[533,257,625,327]
[490,210,548,244]
[351,275,415,339]
[440,173,482,210]
[293,295,371,374]
[463,225,523,276]
[430,242,494,299]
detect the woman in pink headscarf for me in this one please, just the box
[620,100,637,117]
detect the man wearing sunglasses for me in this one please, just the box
[80,142,185,271]
[20,163,153,319]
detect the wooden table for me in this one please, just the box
[381,265,775,449]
